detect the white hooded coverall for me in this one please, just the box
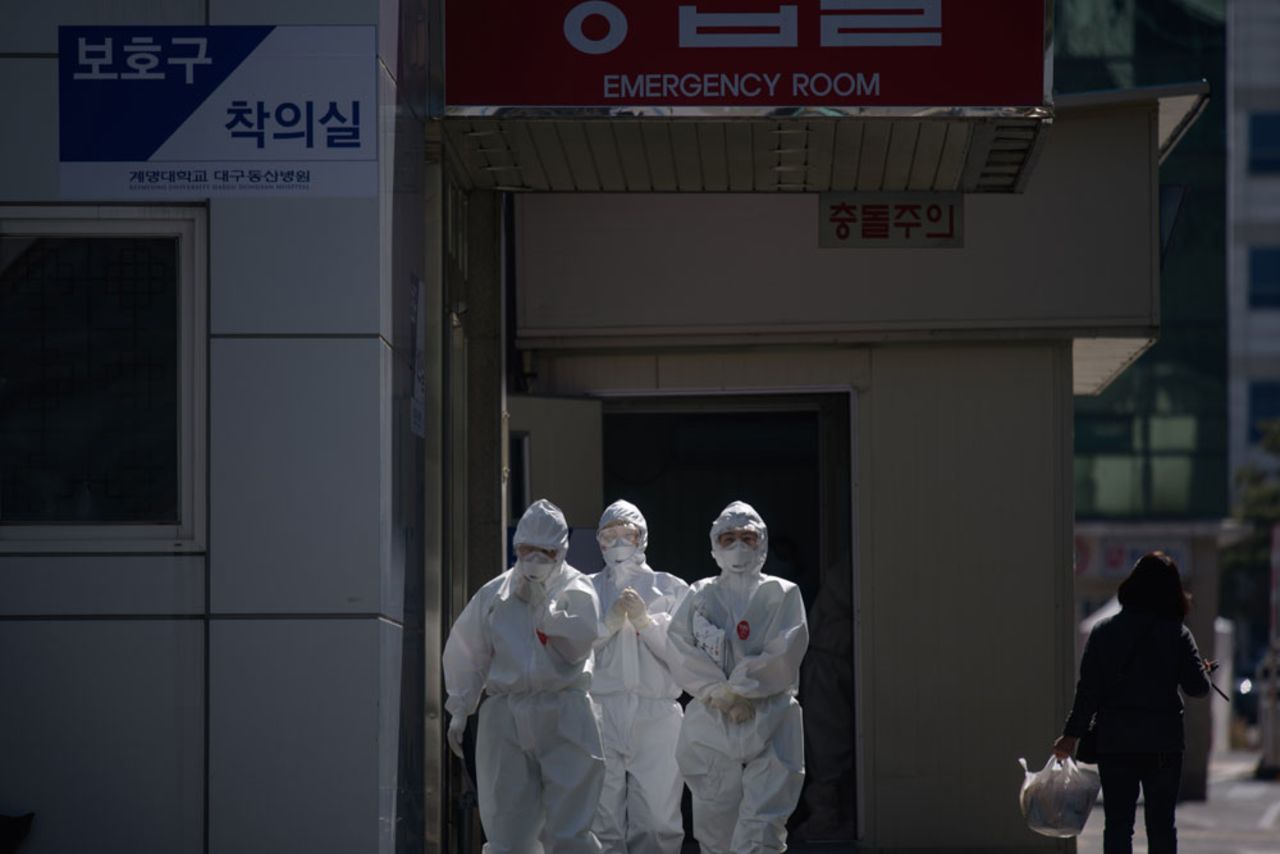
[442,499,605,854]
[667,501,809,854]
[588,500,690,854]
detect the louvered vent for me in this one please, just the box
[442,117,1047,194]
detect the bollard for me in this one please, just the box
[1258,643,1280,779]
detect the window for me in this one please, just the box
[1250,113,1280,174]
[1248,381,1280,444]
[0,208,205,551]
[1250,247,1280,309]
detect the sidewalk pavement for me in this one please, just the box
[1077,751,1280,854]
[780,752,1279,853]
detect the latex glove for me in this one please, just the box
[447,715,467,759]
[619,588,651,629]
[703,683,738,714]
[604,597,628,634]
[727,696,755,724]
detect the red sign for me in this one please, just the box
[737,620,751,641]
[445,0,1046,109]
[536,629,548,646]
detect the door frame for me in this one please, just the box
[584,384,865,841]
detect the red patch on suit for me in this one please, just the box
[737,620,750,640]
[536,630,548,646]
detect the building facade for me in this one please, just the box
[1228,0,1280,474]
[1058,0,1228,797]
[1227,0,1280,664]
[0,3,433,852]
[0,1,1204,851]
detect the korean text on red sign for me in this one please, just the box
[444,0,1048,109]
[818,193,964,248]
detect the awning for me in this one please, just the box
[1056,81,1210,165]
[441,111,1050,194]
[1061,81,1211,394]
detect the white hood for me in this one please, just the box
[709,501,768,614]
[598,498,649,579]
[514,498,570,553]
[513,499,570,582]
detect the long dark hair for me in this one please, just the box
[1117,551,1190,619]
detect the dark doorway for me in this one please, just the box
[602,394,857,845]
[603,406,819,596]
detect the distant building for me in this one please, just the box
[1228,6,1280,490]
[1226,0,1280,686]
[1058,0,1228,798]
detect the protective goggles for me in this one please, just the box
[515,544,558,560]
[715,529,760,549]
[596,524,640,548]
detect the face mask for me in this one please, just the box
[604,543,639,566]
[517,552,556,581]
[713,541,760,575]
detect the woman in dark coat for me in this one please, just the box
[1052,551,1214,853]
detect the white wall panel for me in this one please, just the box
[377,619,402,853]
[0,620,203,854]
[0,0,203,54]
[210,197,382,336]
[377,64,396,343]
[1229,376,1247,481]
[1241,311,1280,358]
[860,343,1072,848]
[1233,0,1280,88]
[377,0,401,77]
[515,107,1157,340]
[209,618,397,854]
[1237,176,1280,223]
[0,60,58,202]
[210,0,376,26]
[387,111,427,355]
[0,555,204,616]
[383,353,415,623]
[210,338,390,614]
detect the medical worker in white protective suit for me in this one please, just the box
[668,501,809,854]
[442,499,605,853]
[588,500,690,854]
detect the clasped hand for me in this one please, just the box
[618,588,651,628]
[513,573,547,606]
[705,683,755,724]
[607,587,652,632]
[1051,735,1077,760]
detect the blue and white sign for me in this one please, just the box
[58,26,377,199]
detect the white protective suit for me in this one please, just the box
[442,499,605,854]
[587,500,690,854]
[667,501,809,854]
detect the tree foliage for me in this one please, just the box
[1219,420,1280,650]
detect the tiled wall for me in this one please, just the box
[0,1,428,851]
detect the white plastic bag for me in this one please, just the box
[1018,755,1101,838]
